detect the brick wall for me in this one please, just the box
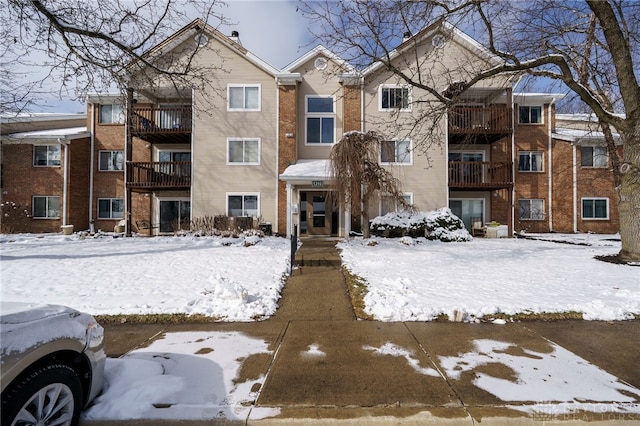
[343,85,362,133]
[277,84,298,236]
[513,103,552,233]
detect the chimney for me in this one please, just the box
[230,30,241,45]
[402,31,412,43]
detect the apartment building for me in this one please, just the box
[1,19,621,237]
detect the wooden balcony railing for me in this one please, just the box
[126,161,191,189]
[449,161,512,189]
[132,106,192,133]
[448,106,512,134]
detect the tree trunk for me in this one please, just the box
[617,126,640,262]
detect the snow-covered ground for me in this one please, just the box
[0,231,638,321]
[338,233,639,322]
[1,231,639,421]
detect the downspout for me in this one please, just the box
[510,77,524,235]
[60,138,69,226]
[572,143,578,232]
[89,103,95,225]
[547,98,556,232]
[190,88,195,228]
[275,77,282,236]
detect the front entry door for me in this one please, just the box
[303,192,332,235]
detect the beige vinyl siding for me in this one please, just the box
[290,55,345,160]
[188,37,278,224]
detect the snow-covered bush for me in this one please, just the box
[370,208,471,242]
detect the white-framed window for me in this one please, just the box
[227,193,259,217]
[305,95,335,144]
[227,84,261,111]
[379,85,411,111]
[381,139,412,164]
[227,138,260,165]
[518,151,544,172]
[381,193,413,215]
[518,199,545,220]
[98,198,124,219]
[518,106,542,124]
[99,151,124,171]
[582,197,609,220]
[99,104,124,124]
[32,196,60,218]
[33,145,61,167]
[581,146,608,168]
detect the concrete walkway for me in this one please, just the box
[91,239,640,425]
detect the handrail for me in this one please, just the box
[448,161,512,188]
[448,106,512,133]
[131,106,192,133]
[126,161,191,188]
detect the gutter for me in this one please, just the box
[572,144,578,232]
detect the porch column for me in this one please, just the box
[286,183,292,238]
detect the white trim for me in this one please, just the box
[98,150,125,172]
[97,197,125,220]
[517,198,545,221]
[32,195,60,219]
[581,197,610,220]
[304,95,336,145]
[226,137,261,165]
[517,150,544,172]
[227,84,262,112]
[226,192,261,218]
[380,139,413,165]
[378,84,412,112]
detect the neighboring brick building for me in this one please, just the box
[0,20,621,237]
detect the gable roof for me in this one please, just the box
[127,18,280,78]
[362,18,506,77]
[283,45,357,76]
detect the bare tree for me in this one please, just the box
[1,0,231,114]
[330,130,411,238]
[300,0,640,262]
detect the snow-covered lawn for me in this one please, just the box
[1,231,638,321]
[0,233,290,321]
[338,234,639,322]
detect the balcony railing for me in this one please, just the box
[132,106,192,133]
[126,161,191,189]
[448,106,512,134]
[449,161,512,189]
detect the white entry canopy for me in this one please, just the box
[279,160,331,184]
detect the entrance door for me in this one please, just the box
[159,199,191,233]
[301,191,332,235]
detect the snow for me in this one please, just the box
[1,234,291,321]
[1,230,639,421]
[337,235,639,322]
[84,331,279,421]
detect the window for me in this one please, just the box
[228,194,259,217]
[32,196,60,218]
[99,151,124,171]
[581,146,608,168]
[518,199,545,220]
[227,139,260,164]
[33,145,60,167]
[582,198,609,219]
[518,151,543,172]
[98,198,124,219]
[381,194,413,215]
[518,106,542,124]
[99,104,124,124]
[379,85,410,111]
[228,85,260,111]
[158,151,191,177]
[381,140,411,164]
[306,96,335,144]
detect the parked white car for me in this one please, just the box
[1,302,106,426]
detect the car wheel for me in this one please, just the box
[1,364,82,426]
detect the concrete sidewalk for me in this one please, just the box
[89,239,640,425]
